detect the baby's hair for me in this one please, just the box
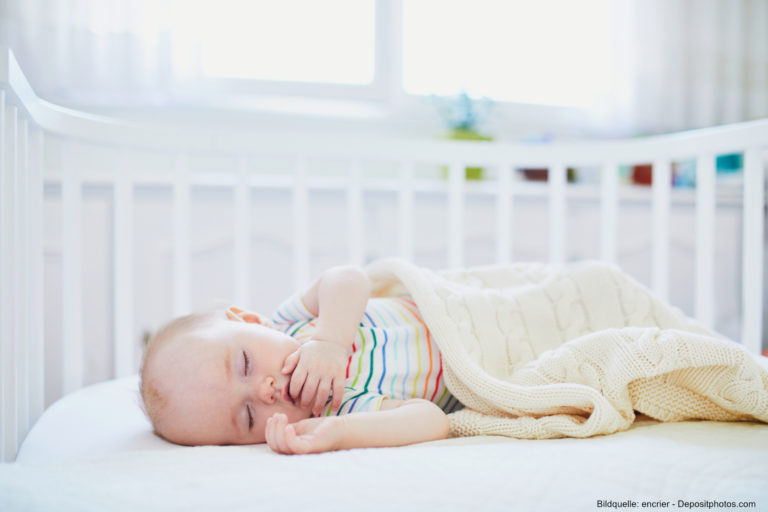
[138,310,223,436]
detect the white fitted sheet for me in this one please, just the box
[3,362,768,511]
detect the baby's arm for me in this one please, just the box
[265,398,450,454]
[282,265,371,415]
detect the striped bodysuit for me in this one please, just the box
[271,294,463,416]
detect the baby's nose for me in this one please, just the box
[257,376,277,404]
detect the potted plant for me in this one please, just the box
[434,91,493,180]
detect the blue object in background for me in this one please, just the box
[716,153,742,174]
[673,160,696,188]
[671,153,742,188]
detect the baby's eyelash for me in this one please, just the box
[243,350,253,430]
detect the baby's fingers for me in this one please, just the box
[331,378,344,411]
[268,414,291,454]
[282,351,300,375]
[300,375,320,409]
[313,379,331,417]
[265,414,281,453]
[289,367,307,401]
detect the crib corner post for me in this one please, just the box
[0,87,15,462]
[27,127,45,430]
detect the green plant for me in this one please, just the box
[433,91,494,180]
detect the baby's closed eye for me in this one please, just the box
[242,350,253,429]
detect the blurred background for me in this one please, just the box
[1,0,767,141]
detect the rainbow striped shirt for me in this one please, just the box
[271,294,463,416]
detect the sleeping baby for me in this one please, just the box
[140,260,768,454]
[139,265,454,454]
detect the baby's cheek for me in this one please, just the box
[254,420,269,443]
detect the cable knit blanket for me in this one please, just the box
[366,258,768,439]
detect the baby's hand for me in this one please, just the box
[282,340,347,416]
[266,413,345,455]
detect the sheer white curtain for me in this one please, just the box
[0,0,201,105]
[1,0,766,134]
[629,0,768,133]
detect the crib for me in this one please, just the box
[1,40,767,478]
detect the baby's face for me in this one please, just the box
[150,316,312,445]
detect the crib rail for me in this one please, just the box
[2,46,767,462]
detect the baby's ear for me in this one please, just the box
[226,306,268,325]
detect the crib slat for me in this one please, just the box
[347,160,364,266]
[61,141,84,395]
[0,94,4,462]
[694,155,716,329]
[548,163,566,264]
[173,154,190,317]
[15,117,29,448]
[292,156,310,289]
[27,128,44,427]
[1,98,16,461]
[600,162,619,263]
[233,157,251,307]
[651,159,671,302]
[495,162,511,264]
[448,162,464,268]
[742,149,765,355]
[113,150,135,377]
[398,161,414,261]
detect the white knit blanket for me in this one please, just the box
[366,258,768,439]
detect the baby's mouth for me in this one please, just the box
[281,386,296,406]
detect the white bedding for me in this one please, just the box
[3,371,768,511]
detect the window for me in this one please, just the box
[198,0,375,85]
[37,0,620,114]
[186,0,617,109]
[402,0,616,107]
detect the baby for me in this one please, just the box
[139,265,454,454]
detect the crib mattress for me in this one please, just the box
[3,365,768,512]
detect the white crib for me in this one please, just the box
[1,45,767,463]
